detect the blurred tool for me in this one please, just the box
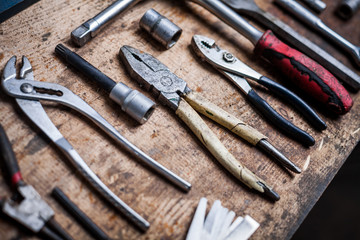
[189,0,353,115]
[120,45,280,201]
[55,44,155,124]
[192,35,326,147]
[299,0,326,12]
[186,198,259,240]
[337,0,360,19]
[221,0,360,90]
[71,0,142,47]
[275,0,360,67]
[0,124,73,240]
[52,187,111,240]
[140,8,182,49]
[1,56,192,231]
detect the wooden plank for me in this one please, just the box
[0,0,359,239]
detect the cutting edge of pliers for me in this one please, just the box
[119,45,191,110]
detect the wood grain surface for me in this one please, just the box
[0,0,359,239]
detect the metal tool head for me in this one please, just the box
[119,45,190,110]
[2,185,54,232]
[191,35,262,85]
[71,19,97,47]
[2,56,34,82]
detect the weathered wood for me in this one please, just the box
[0,0,359,239]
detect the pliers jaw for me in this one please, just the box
[191,35,262,82]
[2,56,36,99]
[191,34,220,63]
[119,45,189,110]
[2,185,54,233]
[2,56,34,82]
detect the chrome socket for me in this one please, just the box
[139,8,182,49]
[110,82,155,124]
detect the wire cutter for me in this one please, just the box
[1,56,192,231]
[119,45,282,201]
[191,35,328,147]
[0,124,73,240]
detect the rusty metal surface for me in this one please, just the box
[0,0,359,239]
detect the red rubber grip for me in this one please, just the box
[255,30,353,115]
[11,171,23,186]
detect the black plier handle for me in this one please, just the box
[0,124,24,188]
[0,124,73,240]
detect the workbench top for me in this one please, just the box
[0,0,359,239]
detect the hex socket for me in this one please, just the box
[139,8,182,49]
[338,0,360,19]
[55,44,155,124]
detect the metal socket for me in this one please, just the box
[110,82,155,124]
[139,8,182,49]
[338,0,360,19]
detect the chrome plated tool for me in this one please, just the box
[71,0,142,47]
[299,0,326,13]
[188,0,353,115]
[120,45,280,201]
[337,0,360,20]
[1,56,192,231]
[139,8,182,49]
[191,36,308,171]
[55,44,155,124]
[221,0,360,90]
[0,124,73,240]
[192,35,327,147]
[275,0,360,67]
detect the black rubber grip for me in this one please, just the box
[52,187,111,240]
[258,76,327,130]
[247,89,315,146]
[0,124,23,186]
[46,218,74,240]
[55,44,116,93]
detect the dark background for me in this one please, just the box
[292,142,360,240]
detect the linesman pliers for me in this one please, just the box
[0,124,73,240]
[119,45,285,201]
[191,35,327,146]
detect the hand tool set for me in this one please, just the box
[222,0,360,90]
[190,0,353,115]
[1,0,358,238]
[191,34,325,146]
[1,55,190,231]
